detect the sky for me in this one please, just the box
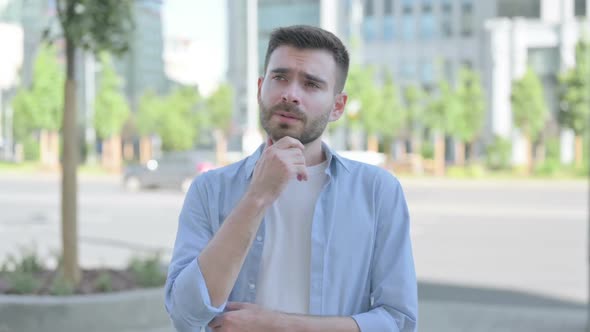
[162,0,228,95]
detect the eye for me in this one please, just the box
[273,75,286,81]
[305,81,320,89]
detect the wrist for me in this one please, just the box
[244,188,275,210]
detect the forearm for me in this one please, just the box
[198,192,268,307]
[279,313,360,332]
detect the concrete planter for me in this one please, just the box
[0,287,173,332]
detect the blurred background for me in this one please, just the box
[0,0,588,331]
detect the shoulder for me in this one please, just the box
[337,156,401,190]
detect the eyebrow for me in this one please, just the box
[270,67,328,87]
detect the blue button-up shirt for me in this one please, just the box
[165,143,418,332]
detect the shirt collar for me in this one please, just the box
[244,141,350,180]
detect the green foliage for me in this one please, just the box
[128,254,166,288]
[207,83,234,133]
[1,247,44,294]
[137,87,203,151]
[511,67,548,140]
[7,272,40,294]
[420,141,434,159]
[378,73,406,139]
[94,270,113,292]
[424,79,459,133]
[93,52,130,139]
[160,87,202,151]
[49,270,75,296]
[12,43,64,140]
[56,0,134,56]
[403,84,425,131]
[137,90,163,136]
[558,38,590,136]
[486,136,512,170]
[453,68,485,143]
[22,135,41,161]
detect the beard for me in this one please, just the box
[259,100,330,145]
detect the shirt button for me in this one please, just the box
[249,283,256,290]
[256,236,262,242]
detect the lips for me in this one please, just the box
[274,111,301,120]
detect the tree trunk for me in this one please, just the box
[575,135,583,168]
[102,135,122,173]
[524,134,533,175]
[61,38,80,285]
[367,134,379,153]
[434,133,446,176]
[123,141,134,161]
[140,136,152,164]
[214,129,227,166]
[455,140,465,167]
[49,130,59,169]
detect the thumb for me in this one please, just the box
[266,136,274,148]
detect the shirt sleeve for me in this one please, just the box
[164,174,226,331]
[351,172,418,332]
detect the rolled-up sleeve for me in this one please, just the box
[164,175,226,331]
[352,173,418,332]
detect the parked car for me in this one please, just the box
[123,151,216,192]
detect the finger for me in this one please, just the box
[275,136,304,151]
[208,315,223,328]
[226,301,247,311]
[293,164,309,182]
[284,148,306,165]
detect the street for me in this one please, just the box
[0,172,587,331]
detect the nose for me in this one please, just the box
[281,83,300,105]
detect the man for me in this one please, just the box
[165,25,417,332]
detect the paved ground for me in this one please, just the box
[0,172,587,331]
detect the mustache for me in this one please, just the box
[269,102,305,119]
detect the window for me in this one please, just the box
[401,59,417,80]
[363,17,378,41]
[420,58,434,84]
[402,15,415,40]
[441,0,453,38]
[421,0,433,12]
[460,0,473,37]
[402,0,413,13]
[575,0,587,17]
[497,0,540,18]
[442,0,452,13]
[444,59,454,82]
[384,0,394,15]
[420,13,436,39]
[364,0,374,16]
[384,15,395,41]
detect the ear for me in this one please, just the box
[257,76,264,100]
[329,93,348,122]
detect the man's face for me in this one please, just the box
[258,46,347,145]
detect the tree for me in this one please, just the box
[403,85,426,155]
[136,90,163,163]
[93,53,130,172]
[379,73,406,159]
[344,65,373,150]
[453,68,486,165]
[511,67,548,173]
[12,43,64,166]
[55,0,134,284]
[558,38,590,168]
[206,83,234,165]
[424,79,460,175]
[158,87,201,152]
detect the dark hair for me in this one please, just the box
[263,25,350,93]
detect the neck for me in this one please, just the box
[303,137,325,167]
